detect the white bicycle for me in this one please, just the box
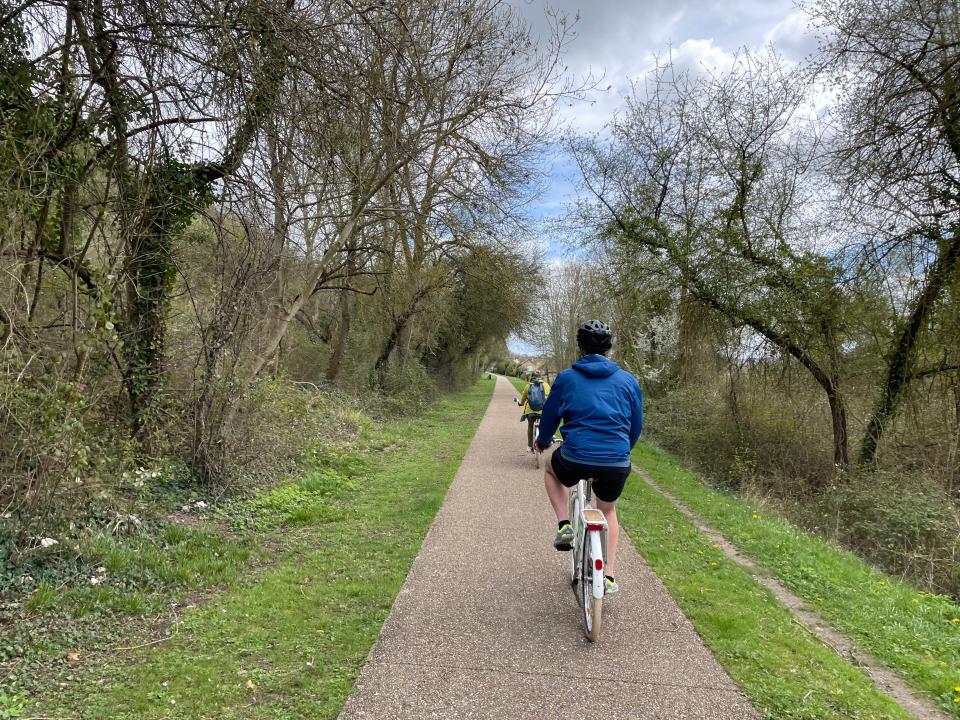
[532,414,542,468]
[568,477,608,642]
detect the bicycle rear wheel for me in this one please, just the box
[568,490,581,583]
[581,532,603,642]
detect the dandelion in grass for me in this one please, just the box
[751,513,761,520]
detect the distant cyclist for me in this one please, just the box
[517,373,551,452]
[535,320,643,595]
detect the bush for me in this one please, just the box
[647,382,832,492]
[0,366,109,514]
[376,362,436,417]
[805,470,960,596]
[219,378,368,487]
[648,377,960,596]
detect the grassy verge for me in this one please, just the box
[617,475,914,720]
[505,375,525,394]
[2,509,259,714]
[35,379,493,719]
[2,381,376,712]
[632,441,960,717]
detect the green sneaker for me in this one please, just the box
[553,523,573,551]
[605,577,620,595]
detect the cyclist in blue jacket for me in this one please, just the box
[535,320,643,595]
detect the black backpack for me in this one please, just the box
[527,381,546,411]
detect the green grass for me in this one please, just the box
[7,524,256,700]
[25,529,251,617]
[81,526,252,598]
[0,693,28,718]
[505,375,526,394]
[617,475,914,720]
[632,441,960,717]
[230,468,360,531]
[39,379,494,719]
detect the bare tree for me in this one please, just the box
[573,52,856,471]
[809,0,960,464]
[525,261,591,370]
[233,0,571,388]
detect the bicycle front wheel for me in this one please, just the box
[534,419,541,468]
[581,532,603,642]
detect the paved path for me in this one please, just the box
[339,377,758,720]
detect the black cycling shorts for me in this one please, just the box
[549,449,630,503]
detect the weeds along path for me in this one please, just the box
[338,376,757,720]
[38,381,494,720]
[628,443,960,720]
[631,463,951,720]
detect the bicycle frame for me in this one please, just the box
[569,479,608,603]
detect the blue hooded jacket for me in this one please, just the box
[536,355,643,466]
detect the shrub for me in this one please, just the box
[647,376,960,595]
[805,470,960,596]
[647,381,832,492]
[376,362,436,417]
[0,366,107,514]
[216,378,368,488]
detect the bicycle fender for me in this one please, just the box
[590,531,605,600]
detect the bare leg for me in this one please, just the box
[543,458,569,523]
[596,499,619,578]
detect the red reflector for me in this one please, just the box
[586,523,604,531]
[594,558,603,571]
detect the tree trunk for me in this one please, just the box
[827,383,849,468]
[951,382,960,496]
[396,322,414,366]
[374,283,436,379]
[675,283,696,385]
[727,362,743,434]
[375,314,408,376]
[326,291,350,382]
[326,245,356,382]
[124,212,175,445]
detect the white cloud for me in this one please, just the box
[668,38,737,77]
[763,10,820,61]
[506,0,819,225]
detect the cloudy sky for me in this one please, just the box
[503,0,820,353]
[506,0,820,227]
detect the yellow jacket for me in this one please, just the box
[519,378,551,417]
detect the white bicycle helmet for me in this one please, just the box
[578,319,611,336]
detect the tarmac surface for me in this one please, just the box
[338,376,758,719]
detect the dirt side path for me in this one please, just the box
[338,376,758,719]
